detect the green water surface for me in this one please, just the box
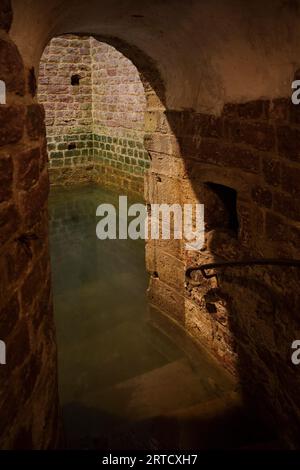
[49,185,234,449]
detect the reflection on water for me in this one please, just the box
[49,185,260,450]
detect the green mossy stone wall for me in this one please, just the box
[38,35,149,195]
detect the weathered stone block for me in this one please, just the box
[21,263,44,312]
[0,294,19,339]
[195,113,223,138]
[268,98,289,122]
[148,277,185,325]
[144,133,180,156]
[229,121,275,151]
[0,106,25,146]
[262,157,281,187]
[19,171,49,225]
[7,319,30,370]
[265,211,288,242]
[5,241,30,285]
[144,171,182,204]
[236,100,267,120]
[28,67,37,97]
[15,147,40,190]
[199,139,260,173]
[0,38,25,95]
[0,202,20,247]
[281,163,300,198]
[147,247,185,290]
[0,388,18,437]
[0,153,13,203]
[184,298,214,347]
[289,99,300,125]
[0,0,12,32]
[251,185,272,208]
[273,191,300,222]
[40,139,49,172]
[18,353,41,405]
[224,101,267,123]
[26,105,46,141]
[277,126,300,162]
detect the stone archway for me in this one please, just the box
[38,35,152,193]
[0,10,185,447]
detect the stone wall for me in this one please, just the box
[0,0,60,448]
[145,99,300,446]
[38,35,149,195]
[91,38,149,194]
[38,35,94,185]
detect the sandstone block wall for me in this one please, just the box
[0,0,60,448]
[144,99,300,446]
[38,35,149,195]
[2,0,300,450]
[91,39,149,194]
[38,35,93,185]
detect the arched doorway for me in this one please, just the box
[38,35,236,449]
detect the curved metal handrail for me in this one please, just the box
[186,258,300,284]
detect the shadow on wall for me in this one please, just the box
[101,36,300,447]
[164,102,300,448]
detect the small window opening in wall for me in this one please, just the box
[0,80,6,104]
[71,74,81,86]
[205,182,239,236]
[68,143,76,150]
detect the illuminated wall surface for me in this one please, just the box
[38,36,149,194]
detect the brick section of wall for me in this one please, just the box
[93,134,149,194]
[91,38,149,193]
[38,35,94,185]
[0,2,61,449]
[38,35,149,195]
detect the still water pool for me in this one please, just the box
[49,185,251,450]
